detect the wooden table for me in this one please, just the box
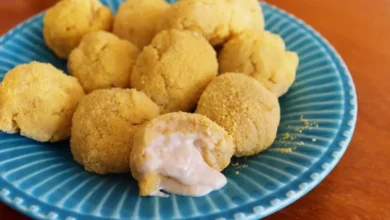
[1,0,389,219]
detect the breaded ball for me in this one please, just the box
[196,73,280,157]
[44,0,113,59]
[227,0,265,33]
[130,112,234,196]
[70,88,159,174]
[0,62,85,142]
[158,0,264,45]
[219,30,299,97]
[131,29,218,114]
[113,0,170,49]
[68,31,140,93]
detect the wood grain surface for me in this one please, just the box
[0,0,389,219]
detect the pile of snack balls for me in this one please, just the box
[0,0,298,187]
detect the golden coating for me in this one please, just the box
[113,0,170,49]
[0,62,85,142]
[43,0,113,59]
[70,88,159,174]
[130,112,235,196]
[131,29,218,114]
[196,73,280,157]
[219,30,299,97]
[227,0,265,33]
[68,31,140,93]
[158,0,264,45]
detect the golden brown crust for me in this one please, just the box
[196,73,280,157]
[0,62,85,142]
[130,112,235,196]
[158,0,264,45]
[113,0,170,49]
[70,88,159,174]
[43,0,113,59]
[131,29,218,114]
[218,30,299,97]
[227,0,265,35]
[68,31,140,93]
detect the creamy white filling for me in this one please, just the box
[141,132,227,197]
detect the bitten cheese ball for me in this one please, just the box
[219,30,299,97]
[130,112,234,196]
[196,73,280,157]
[44,0,113,59]
[113,0,170,49]
[131,29,218,114]
[0,62,85,142]
[70,88,159,174]
[158,0,264,45]
[68,31,140,93]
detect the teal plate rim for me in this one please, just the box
[0,2,357,220]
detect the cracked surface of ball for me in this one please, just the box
[43,0,113,59]
[219,30,299,97]
[68,31,140,93]
[70,88,159,174]
[113,0,170,49]
[131,29,218,114]
[196,73,280,157]
[0,62,85,142]
[158,0,264,45]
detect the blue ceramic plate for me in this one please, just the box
[0,1,357,219]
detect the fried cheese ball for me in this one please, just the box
[158,0,264,45]
[227,0,265,34]
[219,30,299,97]
[70,89,159,174]
[113,0,170,49]
[44,0,113,59]
[131,29,218,114]
[130,112,234,196]
[0,62,85,142]
[196,73,280,157]
[68,31,140,93]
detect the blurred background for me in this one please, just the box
[0,0,57,34]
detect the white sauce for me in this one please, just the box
[141,133,227,197]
